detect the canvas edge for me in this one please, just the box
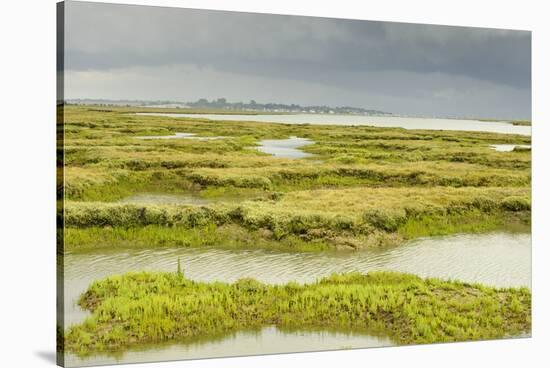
[56,1,66,367]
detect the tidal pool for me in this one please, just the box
[136,132,225,140]
[135,113,531,136]
[62,231,530,366]
[490,144,531,152]
[118,193,210,205]
[256,136,313,158]
[118,190,267,205]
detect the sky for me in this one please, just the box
[62,1,531,119]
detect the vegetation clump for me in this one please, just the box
[63,186,530,251]
[65,271,531,355]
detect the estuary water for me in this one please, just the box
[256,136,313,159]
[63,231,530,366]
[135,113,531,136]
[134,132,315,159]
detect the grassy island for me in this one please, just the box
[64,271,531,355]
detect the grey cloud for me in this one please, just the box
[63,1,531,119]
[65,1,530,89]
[66,63,530,119]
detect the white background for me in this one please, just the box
[0,0,548,367]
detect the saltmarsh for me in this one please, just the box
[63,186,530,251]
[60,105,531,251]
[64,271,531,355]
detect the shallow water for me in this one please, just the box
[118,193,210,205]
[64,327,391,367]
[136,132,225,140]
[62,231,530,366]
[118,191,265,205]
[490,144,531,152]
[256,136,313,158]
[63,232,530,327]
[136,113,531,136]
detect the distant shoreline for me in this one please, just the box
[62,101,530,123]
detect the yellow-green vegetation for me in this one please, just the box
[64,271,531,355]
[64,224,333,252]
[63,186,529,251]
[511,120,531,126]
[60,105,531,251]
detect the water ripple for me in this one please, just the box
[63,232,530,327]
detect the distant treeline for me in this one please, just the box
[187,98,390,115]
[65,98,391,116]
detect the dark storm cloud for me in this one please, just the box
[63,1,531,118]
[65,1,530,89]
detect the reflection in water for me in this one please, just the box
[135,113,531,136]
[62,232,530,366]
[490,144,531,152]
[64,326,392,367]
[256,136,313,159]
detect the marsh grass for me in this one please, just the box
[61,106,531,197]
[64,271,531,355]
[176,257,183,276]
[60,106,531,251]
[62,186,530,251]
[64,224,333,252]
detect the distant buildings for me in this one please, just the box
[65,98,392,116]
[183,98,392,116]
